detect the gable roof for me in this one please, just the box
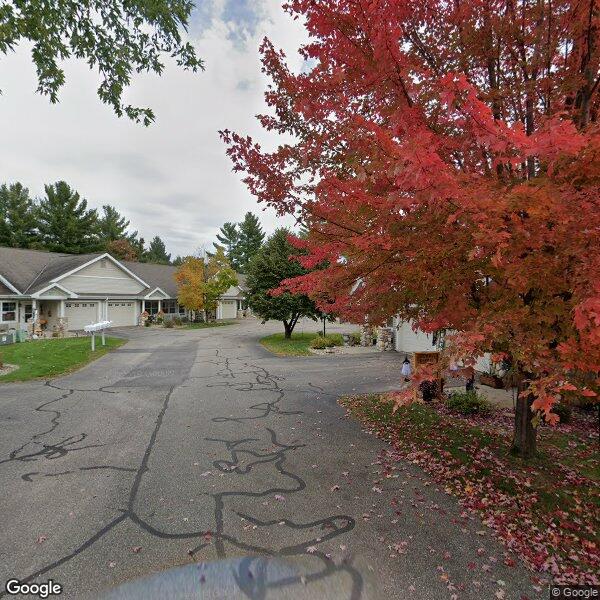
[0,281,14,295]
[0,247,101,295]
[0,247,248,300]
[121,261,179,298]
[236,273,247,291]
[52,252,150,289]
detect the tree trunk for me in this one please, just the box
[512,380,537,458]
[283,321,293,339]
[283,314,300,339]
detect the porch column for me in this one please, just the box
[31,299,38,322]
[158,300,162,313]
[142,300,146,313]
[59,300,65,318]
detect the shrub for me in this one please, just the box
[350,332,361,346]
[310,336,335,349]
[446,390,492,416]
[172,316,183,327]
[310,334,344,349]
[144,320,151,327]
[163,319,174,329]
[553,402,572,424]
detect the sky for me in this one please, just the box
[0,0,307,258]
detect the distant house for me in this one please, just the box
[392,317,492,373]
[216,273,248,320]
[393,318,438,354]
[0,248,247,332]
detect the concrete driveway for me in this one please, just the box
[0,320,543,599]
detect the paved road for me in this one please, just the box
[0,320,544,599]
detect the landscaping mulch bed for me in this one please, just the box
[340,394,599,586]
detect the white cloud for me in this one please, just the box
[0,0,307,257]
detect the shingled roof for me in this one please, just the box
[122,260,179,298]
[0,247,248,299]
[0,281,13,295]
[0,247,101,294]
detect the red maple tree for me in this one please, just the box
[222,0,600,457]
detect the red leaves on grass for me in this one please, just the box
[342,394,600,586]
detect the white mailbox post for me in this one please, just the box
[84,321,113,351]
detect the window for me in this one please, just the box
[24,304,33,322]
[145,301,159,315]
[1,302,16,322]
[162,300,185,314]
[162,299,177,314]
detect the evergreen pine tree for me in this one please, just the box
[145,236,171,264]
[99,205,130,242]
[0,183,39,248]
[126,232,146,261]
[37,181,101,253]
[237,212,265,273]
[213,222,240,270]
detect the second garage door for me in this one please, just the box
[65,302,98,331]
[107,301,137,327]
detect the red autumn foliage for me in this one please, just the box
[222,0,600,421]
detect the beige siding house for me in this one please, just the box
[0,248,247,333]
[216,274,248,320]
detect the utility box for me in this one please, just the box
[14,330,27,343]
[0,332,15,346]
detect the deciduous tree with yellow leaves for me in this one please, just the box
[175,249,238,322]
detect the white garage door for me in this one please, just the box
[221,300,237,320]
[107,301,137,327]
[65,302,98,330]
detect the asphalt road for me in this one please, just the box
[0,319,545,599]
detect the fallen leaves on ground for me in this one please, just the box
[340,394,599,586]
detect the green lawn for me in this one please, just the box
[0,336,126,383]
[260,332,344,356]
